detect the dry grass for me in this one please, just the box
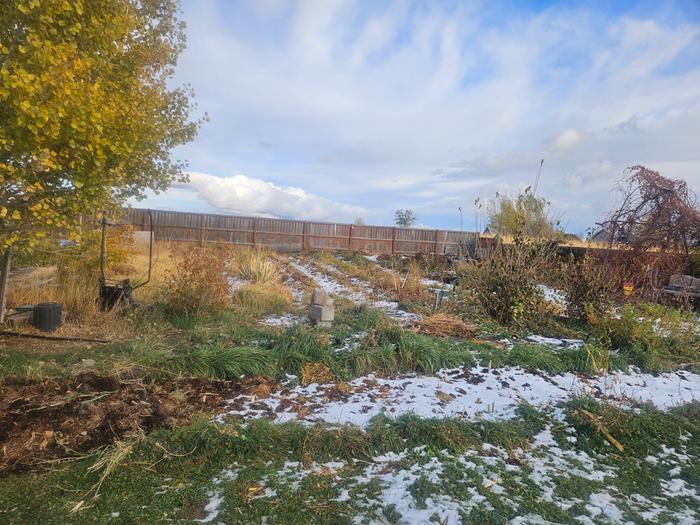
[6,269,130,338]
[383,260,424,302]
[5,236,189,338]
[234,282,293,317]
[412,313,475,339]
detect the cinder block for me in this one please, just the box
[310,304,334,323]
[311,288,330,306]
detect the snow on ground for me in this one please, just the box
[222,366,700,427]
[538,284,567,311]
[524,335,584,348]
[227,275,249,292]
[199,468,238,523]
[288,258,421,323]
[259,314,301,327]
[289,259,365,302]
[282,275,305,304]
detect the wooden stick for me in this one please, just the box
[0,331,110,344]
[579,409,624,452]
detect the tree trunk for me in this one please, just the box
[0,247,11,325]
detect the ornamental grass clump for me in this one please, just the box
[231,249,279,284]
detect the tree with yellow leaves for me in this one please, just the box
[0,0,203,250]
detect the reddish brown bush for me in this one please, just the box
[163,247,230,316]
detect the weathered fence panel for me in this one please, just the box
[118,208,477,256]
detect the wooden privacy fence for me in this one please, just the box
[119,208,478,256]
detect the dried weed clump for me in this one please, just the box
[300,362,336,385]
[412,313,475,339]
[362,259,425,303]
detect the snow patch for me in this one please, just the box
[222,366,700,427]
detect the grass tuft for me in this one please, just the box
[231,249,279,284]
[166,344,277,379]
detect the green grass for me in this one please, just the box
[474,342,629,376]
[589,302,700,372]
[3,401,698,524]
[334,304,383,332]
[164,344,278,379]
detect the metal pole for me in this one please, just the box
[0,246,11,325]
[99,215,107,286]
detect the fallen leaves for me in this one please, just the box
[300,362,336,386]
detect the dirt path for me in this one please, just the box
[288,258,422,323]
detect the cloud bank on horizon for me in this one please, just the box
[142,0,700,232]
[173,172,366,222]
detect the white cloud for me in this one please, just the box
[177,172,367,222]
[551,129,583,151]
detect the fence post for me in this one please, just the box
[433,229,440,256]
[252,218,257,247]
[348,225,354,251]
[302,222,307,251]
[199,214,204,246]
[391,227,396,255]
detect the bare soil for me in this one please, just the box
[0,372,253,473]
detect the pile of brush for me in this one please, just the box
[412,313,475,339]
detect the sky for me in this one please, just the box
[139,0,700,234]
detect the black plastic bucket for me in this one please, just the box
[32,302,62,332]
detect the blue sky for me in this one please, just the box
[141,0,700,234]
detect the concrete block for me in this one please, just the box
[311,288,330,306]
[310,304,334,325]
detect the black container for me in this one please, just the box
[98,279,134,311]
[32,302,62,332]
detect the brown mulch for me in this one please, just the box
[0,372,274,473]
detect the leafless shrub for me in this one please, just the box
[598,166,700,293]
